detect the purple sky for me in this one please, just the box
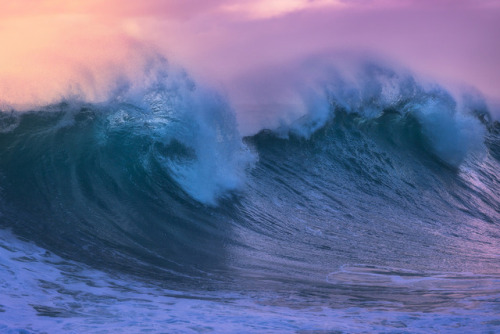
[0,0,499,120]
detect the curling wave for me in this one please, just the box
[0,59,498,286]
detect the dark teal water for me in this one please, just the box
[0,63,499,333]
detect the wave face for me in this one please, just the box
[0,68,256,281]
[1,62,499,332]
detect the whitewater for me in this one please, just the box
[0,58,499,333]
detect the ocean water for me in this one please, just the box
[0,61,499,333]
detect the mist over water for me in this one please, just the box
[1,1,500,332]
[0,55,499,332]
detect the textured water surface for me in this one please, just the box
[0,63,499,333]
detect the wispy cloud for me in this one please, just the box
[0,0,499,110]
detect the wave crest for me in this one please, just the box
[250,60,489,167]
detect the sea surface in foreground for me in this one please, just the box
[0,62,499,333]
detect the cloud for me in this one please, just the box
[0,0,499,116]
[221,0,346,19]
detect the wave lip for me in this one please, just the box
[241,60,489,168]
[1,57,499,283]
[0,64,260,278]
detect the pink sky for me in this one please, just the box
[0,0,499,120]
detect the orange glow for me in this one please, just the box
[0,0,499,115]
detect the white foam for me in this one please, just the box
[231,56,489,167]
[1,231,499,333]
[102,62,257,205]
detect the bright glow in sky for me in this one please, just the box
[0,0,499,117]
[222,0,346,19]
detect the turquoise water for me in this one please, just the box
[0,61,499,333]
